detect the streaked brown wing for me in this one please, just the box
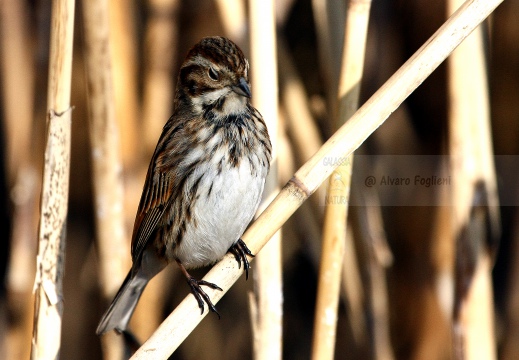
[130,121,183,262]
[130,174,171,262]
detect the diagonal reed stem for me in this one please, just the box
[130,0,504,358]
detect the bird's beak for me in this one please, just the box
[231,77,252,98]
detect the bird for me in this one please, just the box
[96,36,272,335]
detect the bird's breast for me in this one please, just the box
[172,152,267,268]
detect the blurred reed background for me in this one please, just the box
[0,0,518,359]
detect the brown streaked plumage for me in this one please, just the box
[96,37,271,335]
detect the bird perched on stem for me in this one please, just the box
[96,36,272,335]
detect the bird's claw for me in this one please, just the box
[228,239,255,280]
[187,277,222,319]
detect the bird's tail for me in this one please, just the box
[96,270,149,335]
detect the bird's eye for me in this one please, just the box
[208,67,219,81]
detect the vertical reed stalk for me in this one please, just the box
[81,0,128,357]
[360,196,394,360]
[108,0,140,168]
[0,0,38,358]
[311,0,372,358]
[248,0,282,359]
[142,0,179,155]
[311,0,346,132]
[215,0,247,46]
[0,0,34,179]
[447,0,500,358]
[31,0,75,358]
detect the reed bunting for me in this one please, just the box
[96,36,272,335]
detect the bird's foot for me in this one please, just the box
[176,259,222,318]
[186,277,222,319]
[228,239,255,280]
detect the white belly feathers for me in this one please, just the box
[173,155,265,268]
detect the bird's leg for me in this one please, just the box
[175,260,222,319]
[228,239,255,280]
